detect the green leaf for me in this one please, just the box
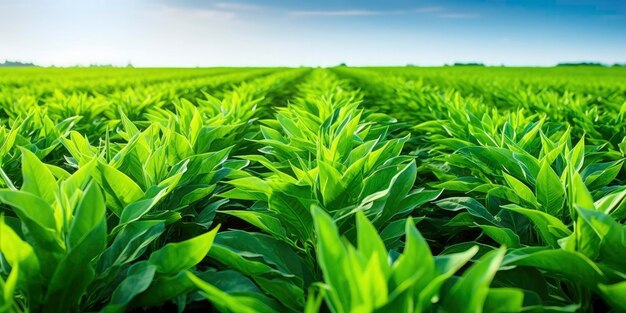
[0,263,18,311]
[149,225,220,274]
[434,246,479,276]
[390,217,436,304]
[102,262,157,313]
[598,281,626,311]
[594,186,626,215]
[19,147,57,204]
[478,225,521,248]
[118,187,169,225]
[483,288,524,313]
[0,217,40,293]
[97,221,165,274]
[0,190,57,231]
[207,230,307,310]
[575,206,626,272]
[582,160,623,190]
[318,161,345,207]
[567,137,585,173]
[356,210,390,277]
[209,230,305,279]
[254,276,306,312]
[441,247,506,313]
[187,271,284,313]
[411,247,478,312]
[311,205,350,313]
[131,271,195,308]
[437,197,498,224]
[94,161,144,216]
[67,182,106,250]
[269,187,315,243]
[221,210,287,241]
[501,204,571,247]
[503,172,537,205]
[45,213,106,312]
[502,247,606,288]
[535,160,565,216]
[571,172,595,211]
[0,190,63,267]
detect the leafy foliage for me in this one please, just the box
[1,66,625,312]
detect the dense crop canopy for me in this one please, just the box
[0,66,625,312]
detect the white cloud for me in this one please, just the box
[413,6,444,13]
[289,7,480,19]
[438,13,481,19]
[214,2,262,11]
[152,4,236,20]
[290,10,391,16]
[290,7,446,17]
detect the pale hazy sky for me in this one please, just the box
[1,0,625,67]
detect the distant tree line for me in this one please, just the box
[452,62,485,66]
[557,62,625,67]
[69,63,134,68]
[557,62,604,67]
[0,60,135,68]
[0,60,38,67]
[1,59,624,68]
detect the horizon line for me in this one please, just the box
[1,60,625,69]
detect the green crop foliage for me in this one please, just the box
[0,66,625,312]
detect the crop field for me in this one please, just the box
[1,66,626,312]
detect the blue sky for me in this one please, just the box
[0,0,624,66]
